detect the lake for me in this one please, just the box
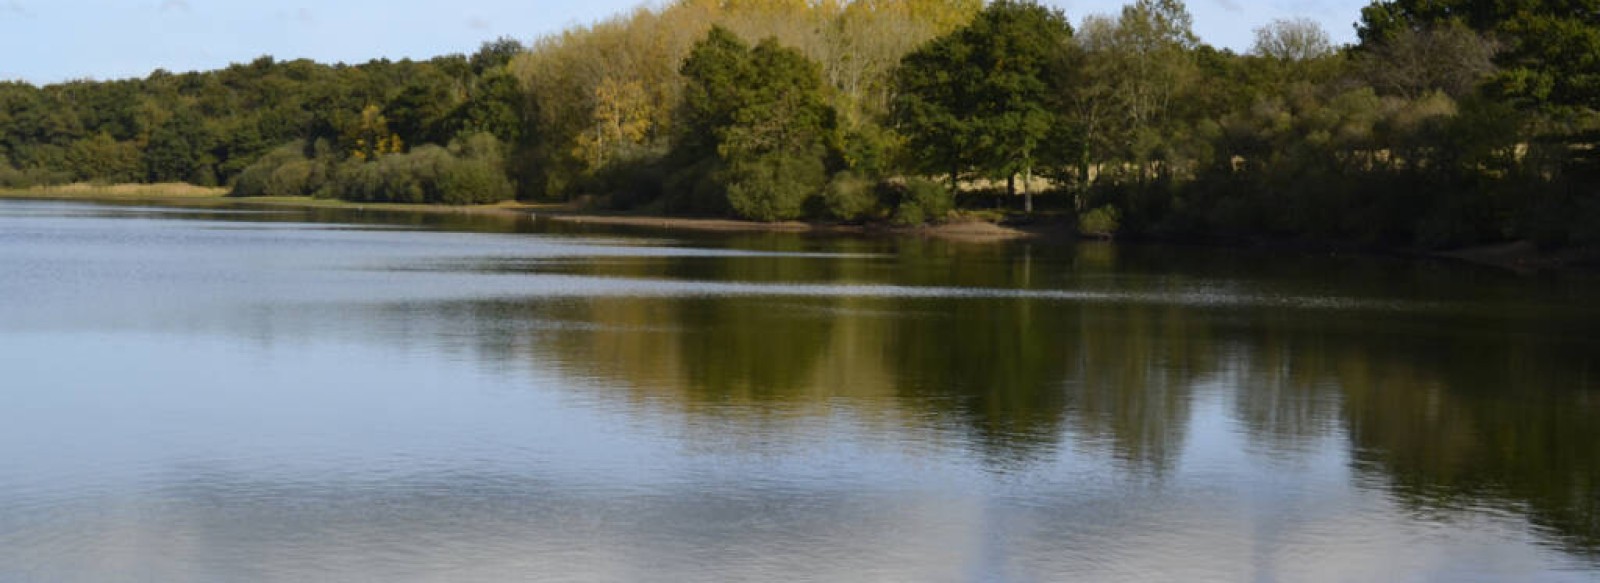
[0,198,1596,582]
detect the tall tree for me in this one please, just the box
[892,0,1074,212]
[674,26,838,221]
[144,108,213,184]
[1251,18,1334,62]
[1074,0,1200,185]
[1358,0,1600,111]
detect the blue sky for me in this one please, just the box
[0,0,1371,84]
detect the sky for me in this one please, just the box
[0,0,1372,85]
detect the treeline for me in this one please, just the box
[3,0,1598,252]
[0,39,527,204]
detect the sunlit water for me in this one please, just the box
[1,199,1596,582]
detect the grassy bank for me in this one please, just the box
[3,182,228,199]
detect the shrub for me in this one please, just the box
[0,163,71,189]
[1078,204,1121,238]
[904,178,952,219]
[823,171,879,221]
[661,158,730,216]
[266,160,315,196]
[231,144,308,196]
[724,151,825,222]
[439,159,514,204]
[890,177,952,226]
[891,200,925,226]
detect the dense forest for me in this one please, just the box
[2,0,1598,253]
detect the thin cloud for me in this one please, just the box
[1213,0,1242,12]
[159,0,190,13]
[4,0,32,17]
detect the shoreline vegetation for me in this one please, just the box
[1,185,1587,271]
[2,0,1597,267]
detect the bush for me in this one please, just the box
[889,177,952,226]
[237,135,516,205]
[439,159,514,204]
[662,158,730,216]
[0,163,71,189]
[823,171,879,221]
[891,200,925,226]
[1078,204,1121,238]
[907,178,952,218]
[724,151,826,222]
[232,143,317,197]
[266,160,315,197]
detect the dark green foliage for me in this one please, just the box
[1358,0,1600,111]
[386,73,459,146]
[823,171,880,222]
[0,153,71,189]
[446,70,527,144]
[64,133,142,183]
[724,150,827,221]
[231,144,321,197]
[668,27,838,220]
[893,0,1074,198]
[231,134,512,204]
[470,37,526,74]
[440,133,515,204]
[0,50,526,197]
[661,158,731,216]
[888,177,954,226]
[676,27,753,164]
[144,109,214,183]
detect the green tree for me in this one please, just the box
[1358,0,1600,111]
[448,69,527,144]
[674,27,838,221]
[144,108,214,183]
[64,132,142,183]
[470,37,526,74]
[1077,0,1201,185]
[892,0,1074,212]
[386,73,459,147]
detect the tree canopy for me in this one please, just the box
[893,0,1074,212]
[2,0,1598,255]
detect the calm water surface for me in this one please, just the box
[1,199,1596,582]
